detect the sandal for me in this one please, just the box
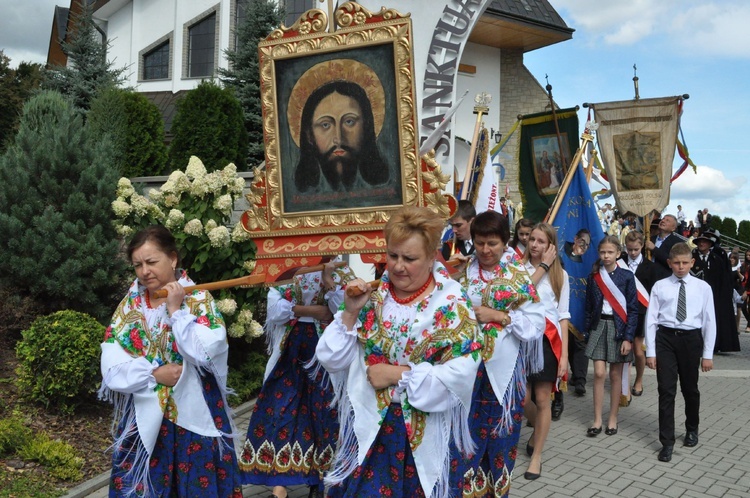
[586,426,602,437]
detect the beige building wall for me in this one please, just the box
[499,48,559,210]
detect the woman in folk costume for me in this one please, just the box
[100,225,242,497]
[584,236,638,437]
[239,259,355,498]
[452,210,545,498]
[316,206,482,498]
[521,223,569,481]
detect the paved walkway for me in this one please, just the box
[67,321,750,497]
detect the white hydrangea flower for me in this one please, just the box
[148,204,165,221]
[242,260,256,273]
[222,163,237,181]
[190,177,209,198]
[207,226,230,247]
[205,172,224,194]
[165,209,185,230]
[130,193,150,217]
[111,199,131,218]
[160,179,175,195]
[116,224,134,237]
[237,308,254,325]
[204,219,218,232]
[214,194,233,214]
[149,189,163,203]
[232,223,251,243]
[162,193,180,208]
[216,298,238,316]
[167,171,191,194]
[116,178,135,198]
[249,320,264,338]
[230,177,246,195]
[228,322,246,338]
[184,219,203,236]
[185,156,207,180]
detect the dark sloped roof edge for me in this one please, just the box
[54,6,70,42]
[486,0,575,35]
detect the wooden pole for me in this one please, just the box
[544,131,594,224]
[460,93,490,200]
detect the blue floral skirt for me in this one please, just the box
[109,373,242,497]
[239,321,338,491]
[450,361,525,498]
[327,403,426,498]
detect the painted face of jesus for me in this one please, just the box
[311,91,364,163]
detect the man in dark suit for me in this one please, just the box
[691,229,740,353]
[441,200,476,260]
[645,214,682,275]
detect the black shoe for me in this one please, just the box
[586,426,602,437]
[526,440,534,457]
[605,425,618,436]
[684,431,699,447]
[658,445,673,462]
[551,398,564,420]
[524,463,542,480]
[574,384,586,396]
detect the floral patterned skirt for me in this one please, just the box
[109,373,242,497]
[327,403,426,498]
[450,361,525,498]
[239,321,338,490]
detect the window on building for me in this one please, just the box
[188,13,216,77]
[143,41,170,80]
[283,0,313,27]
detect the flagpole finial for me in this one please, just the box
[633,64,640,100]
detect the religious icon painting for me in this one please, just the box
[243,3,419,238]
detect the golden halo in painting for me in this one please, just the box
[287,59,385,147]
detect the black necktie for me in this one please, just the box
[676,279,687,322]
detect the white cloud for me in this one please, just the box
[554,1,750,58]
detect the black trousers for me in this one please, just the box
[568,336,589,388]
[655,327,703,446]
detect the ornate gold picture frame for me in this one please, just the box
[243,3,419,237]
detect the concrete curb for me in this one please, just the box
[63,400,257,498]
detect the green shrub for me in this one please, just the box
[15,310,104,414]
[168,80,248,172]
[0,90,128,321]
[0,413,33,455]
[88,87,168,177]
[17,433,83,481]
[227,347,268,406]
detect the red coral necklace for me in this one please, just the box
[478,264,497,283]
[389,274,434,305]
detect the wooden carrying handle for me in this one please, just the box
[151,274,266,299]
[345,280,381,297]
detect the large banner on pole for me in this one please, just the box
[517,108,579,223]
[591,97,681,217]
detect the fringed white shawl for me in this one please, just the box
[318,262,482,498]
[99,274,234,496]
[460,249,545,436]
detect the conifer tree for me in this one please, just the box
[0,91,126,321]
[43,0,127,111]
[168,80,248,172]
[0,51,43,151]
[88,87,168,177]
[219,0,283,168]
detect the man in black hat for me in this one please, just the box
[691,229,740,353]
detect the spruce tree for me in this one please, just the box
[43,0,127,112]
[738,220,750,245]
[219,0,283,168]
[0,51,42,151]
[0,91,127,321]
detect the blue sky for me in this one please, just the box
[3,0,749,228]
[524,0,750,230]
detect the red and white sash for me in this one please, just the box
[593,267,627,322]
[514,245,524,259]
[617,259,649,308]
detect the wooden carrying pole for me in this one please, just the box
[152,274,266,299]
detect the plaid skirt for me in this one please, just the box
[584,317,633,364]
